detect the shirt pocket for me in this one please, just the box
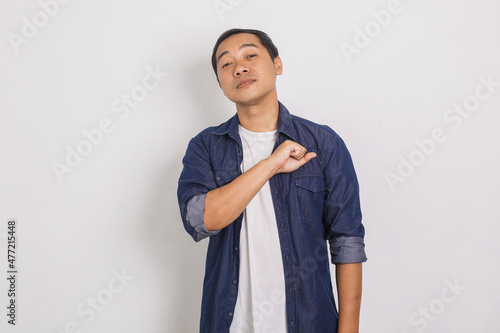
[294,174,325,226]
[213,168,239,187]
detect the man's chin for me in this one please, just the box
[228,95,261,106]
[225,86,276,107]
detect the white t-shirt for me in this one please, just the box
[229,125,287,333]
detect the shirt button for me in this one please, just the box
[228,312,233,316]
[232,279,237,284]
[234,246,238,251]
[216,176,221,181]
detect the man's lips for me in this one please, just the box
[236,78,256,89]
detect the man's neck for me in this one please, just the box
[235,91,279,132]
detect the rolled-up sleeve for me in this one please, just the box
[322,133,367,264]
[330,236,367,264]
[178,133,220,242]
[186,193,221,242]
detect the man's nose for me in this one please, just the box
[234,62,249,77]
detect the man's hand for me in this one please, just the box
[267,140,317,174]
[204,140,315,231]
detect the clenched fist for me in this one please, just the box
[267,140,316,174]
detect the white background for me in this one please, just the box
[1,0,499,332]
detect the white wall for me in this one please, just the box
[1,0,499,332]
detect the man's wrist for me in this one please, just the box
[259,157,279,178]
[337,315,360,333]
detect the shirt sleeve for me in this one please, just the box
[177,134,221,242]
[322,133,367,264]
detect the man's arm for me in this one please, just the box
[204,140,316,231]
[319,133,366,331]
[336,262,362,333]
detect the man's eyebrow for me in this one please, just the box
[216,43,260,65]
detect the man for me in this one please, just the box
[178,28,367,333]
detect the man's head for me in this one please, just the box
[211,29,279,78]
[211,29,282,106]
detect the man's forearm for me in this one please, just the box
[203,159,275,231]
[335,262,363,333]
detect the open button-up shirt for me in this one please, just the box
[177,101,367,333]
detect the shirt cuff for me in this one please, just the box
[186,193,221,242]
[329,236,367,264]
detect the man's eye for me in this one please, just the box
[221,62,231,69]
[248,54,257,59]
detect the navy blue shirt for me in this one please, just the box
[178,101,367,333]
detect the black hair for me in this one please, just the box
[211,28,279,79]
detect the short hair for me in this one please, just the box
[211,28,279,79]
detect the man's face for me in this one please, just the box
[215,33,282,106]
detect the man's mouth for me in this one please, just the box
[237,78,256,89]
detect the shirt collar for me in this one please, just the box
[212,101,298,142]
[276,101,298,142]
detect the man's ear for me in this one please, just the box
[274,56,283,75]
